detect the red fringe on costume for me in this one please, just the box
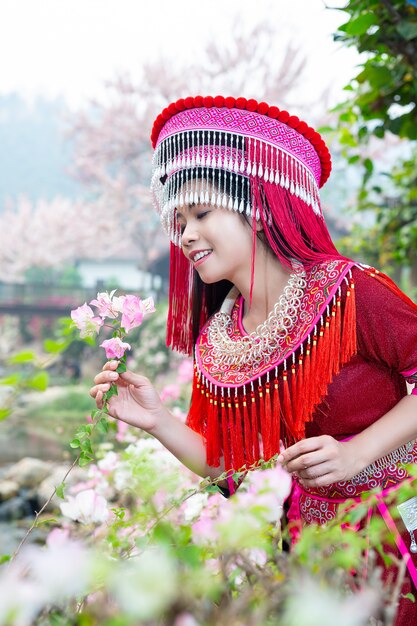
[187,275,358,472]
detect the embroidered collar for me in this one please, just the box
[195,259,354,387]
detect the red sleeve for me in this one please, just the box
[354,267,417,394]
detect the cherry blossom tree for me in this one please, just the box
[67,17,310,270]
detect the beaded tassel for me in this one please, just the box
[233,391,245,470]
[206,387,221,467]
[341,278,356,364]
[242,389,254,466]
[220,392,232,471]
[271,378,280,452]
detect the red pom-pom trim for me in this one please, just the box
[203,96,214,107]
[150,95,332,186]
[246,98,258,112]
[257,102,269,115]
[287,115,300,129]
[277,110,290,123]
[267,106,280,118]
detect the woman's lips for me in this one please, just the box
[193,251,212,267]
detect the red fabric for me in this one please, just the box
[304,267,417,625]
[306,267,417,440]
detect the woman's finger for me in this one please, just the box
[96,390,103,410]
[90,383,111,398]
[103,360,119,371]
[297,461,334,480]
[277,437,323,465]
[284,449,330,473]
[94,370,119,385]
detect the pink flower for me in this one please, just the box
[178,358,194,383]
[90,291,126,319]
[71,303,103,338]
[141,296,156,316]
[121,295,144,332]
[100,337,131,359]
[121,295,155,332]
[60,489,109,524]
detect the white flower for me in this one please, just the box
[21,538,91,602]
[109,547,178,619]
[60,488,109,524]
[282,577,379,626]
[0,564,44,626]
[181,492,209,522]
[97,451,119,473]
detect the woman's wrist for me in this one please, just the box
[343,438,371,478]
[145,405,173,439]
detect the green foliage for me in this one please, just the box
[332,0,417,282]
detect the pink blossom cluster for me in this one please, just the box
[71,290,155,359]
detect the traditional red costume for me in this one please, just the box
[151,96,417,624]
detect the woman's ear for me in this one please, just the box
[255,218,264,233]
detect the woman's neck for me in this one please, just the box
[237,252,295,333]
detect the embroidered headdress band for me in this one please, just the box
[150,96,332,245]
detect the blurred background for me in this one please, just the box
[0,0,416,551]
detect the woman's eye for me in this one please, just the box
[197,211,209,220]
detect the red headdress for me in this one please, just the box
[150,95,343,355]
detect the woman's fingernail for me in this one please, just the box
[110,373,118,380]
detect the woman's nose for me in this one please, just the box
[181,222,199,247]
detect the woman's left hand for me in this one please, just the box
[277,435,362,488]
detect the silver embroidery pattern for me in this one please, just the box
[350,440,416,486]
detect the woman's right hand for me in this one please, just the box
[89,360,164,434]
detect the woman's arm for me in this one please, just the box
[278,393,417,488]
[90,360,226,484]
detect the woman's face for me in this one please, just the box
[177,196,255,286]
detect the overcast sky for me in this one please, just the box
[0,0,360,109]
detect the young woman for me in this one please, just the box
[90,95,417,624]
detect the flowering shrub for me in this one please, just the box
[2,425,409,625]
[0,290,412,625]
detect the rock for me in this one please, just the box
[4,457,52,489]
[0,480,19,501]
[36,465,88,512]
[0,495,32,521]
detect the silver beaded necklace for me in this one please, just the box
[207,271,307,367]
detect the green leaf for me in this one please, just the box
[7,351,35,364]
[116,362,127,373]
[80,439,93,455]
[70,438,81,449]
[79,453,94,467]
[205,484,221,494]
[56,483,65,499]
[340,13,378,36]
[35,517,57,526]
[43,338,70,354]
[0,373,21,386]
[26,371,49,391]
[0,408,12,421]
[0,554,11,565]
[104,385,118,400]
[96,418,110,434]
[91,409,102,420]
[396,20,417,41]
[401,592,416,603]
